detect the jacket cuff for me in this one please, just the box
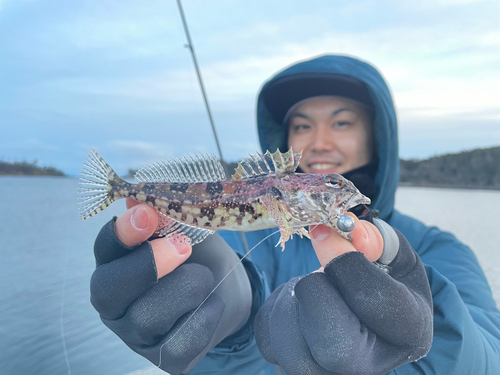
[372,218,400,265]
[358,209,400,267]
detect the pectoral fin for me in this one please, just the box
[260,194,309,251]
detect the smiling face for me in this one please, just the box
[287,96,374,175]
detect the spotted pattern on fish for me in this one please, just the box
[79,148,371,248]
[108,174,311,233]
[170,183,189,193]
[206,182,224,196]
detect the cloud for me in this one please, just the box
[399,115,500,159]
[17,0,497,123]
[107,139,173,159]
[1,0,499,175]
[3,138,59,152]
[42,18,499,119]
[43,1,182,53]
[224,141,261,161]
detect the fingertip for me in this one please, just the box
[349,214,368,241]
[345,212,357,220]
[352,220,384,262]
[115,204,159,247]
[152,237,193,279]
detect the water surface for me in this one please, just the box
[0,177,498,375]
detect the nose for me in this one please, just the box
[311,125,334,152]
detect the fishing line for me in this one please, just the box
[154,229,280,370]
[145,221,326,372]
[59,242,72,375]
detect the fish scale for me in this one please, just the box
[78,148,371,249]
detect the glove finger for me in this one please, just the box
[154,292,225,374]
[110,292,225,374]
[105,263,217,345]
[295,272,377,374]
[94,204,159,266]
[93,217,135,266]
[268,278,333,375]
[91,241,157,319]
[324,250,431,347]
[254,284,285,365]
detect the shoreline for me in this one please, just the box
[398,182,500,191]
[1,174,498,191]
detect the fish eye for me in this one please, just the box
[327,177,343,187]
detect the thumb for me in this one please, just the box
[309,224,356,268]
[309,213,384,267]
[115,203,159,247]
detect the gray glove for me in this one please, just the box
[254,223,433,375]
[90,218,252,374]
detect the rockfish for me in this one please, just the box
[78,148,370,249]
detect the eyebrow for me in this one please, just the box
[289,113,312,121]
[290,107,354,122]
[331,108,353,116]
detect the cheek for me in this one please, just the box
[359,127,373,164]
[340,132,371,166]
[288,134,309,155]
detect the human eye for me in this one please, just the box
[291,124,311,133]
[333,121,351,128]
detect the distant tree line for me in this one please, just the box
[0,160,65,176]
[226,147,500,190]
[128,146,500,190]
[400,146,500,189]
[17,146,494,188]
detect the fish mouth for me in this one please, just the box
[345,192,371,211]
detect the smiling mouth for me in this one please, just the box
[309,162,341,170]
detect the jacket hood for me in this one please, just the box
[256,55,399,220]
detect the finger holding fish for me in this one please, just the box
[116,199,192,278]
[310,213,384,267]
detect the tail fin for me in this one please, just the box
[78,149,122,220]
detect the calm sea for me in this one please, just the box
[0,177,499,375]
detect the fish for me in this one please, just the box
[78,148,371,249]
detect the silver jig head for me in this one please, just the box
[337,215,355,232]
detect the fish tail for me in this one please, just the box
[78,149,125,220]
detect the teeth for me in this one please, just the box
[310,163,337,170]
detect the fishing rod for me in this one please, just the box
[176,0,250,253]
[176,0,228,174]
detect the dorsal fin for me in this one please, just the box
[135,152,227,183]
[231,147,302,181]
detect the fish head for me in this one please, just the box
[286,173,370,234]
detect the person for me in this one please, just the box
[89,55,500,374]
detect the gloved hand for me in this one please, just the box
[90,199,252,375]
[254,213,433,375]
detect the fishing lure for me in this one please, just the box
[78,148,370,249]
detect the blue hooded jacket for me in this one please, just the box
[195,55,500,374]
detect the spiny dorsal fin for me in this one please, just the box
[231,147,302,181]
[267,148,302,175]
[135,152,227,183]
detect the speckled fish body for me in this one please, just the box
[78,148,370,248]
[110,177,278,232]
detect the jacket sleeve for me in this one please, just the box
[391,215,500,374]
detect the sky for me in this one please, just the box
[0,0,499,176]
